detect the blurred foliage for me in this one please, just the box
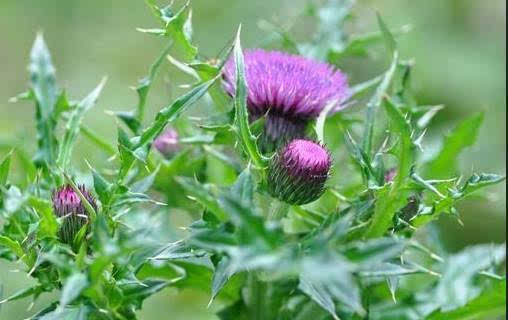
[0,0,505,319]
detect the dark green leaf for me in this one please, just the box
[133,76,219,153]
[175,177,228,222]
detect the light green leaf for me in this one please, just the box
[28,196,58,239]
[315,99,339,144]
[0,286,43,305]
[133,76,219,154]
[361,14,399,156]
[58,273,89,310]
[427,280,506,320]
[432,244,506,312]
[232,26,268,169]
[425,113,484,178]
[364,98,413,238]
[376,12,397,57]
[57,77,107,169]
[134,41,173,125]
[30,33,58,167]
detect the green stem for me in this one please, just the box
[247,272,268,320]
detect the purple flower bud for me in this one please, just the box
[52,185,97,244]
[385,168,397,183]
[268,139,332,205]
[153,127,180,159]
[223,49,349,151]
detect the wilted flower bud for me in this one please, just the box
[268,139,331,205]
[223,49,349,152]
[153,127,180,159]
[52,185,97,244]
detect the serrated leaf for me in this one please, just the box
[298,277,338,320]
[232,26,268,169]
[134,41,173,125]
[0,151,12,185]
[425,113,484,178]
[376,12,397,57]
[92,168,112,205]
[433,244,506,312]
[427,279,506,320]
[343,130,378,186]
[231,168,254,207]
[361,42,399,156]
[364,98,413,238]
[39,305,90,320]
[175,177,228,222]
[210,256,237,303]
[57,77,106,169]
[30,33,58,168]
[300,252,365,318]
[80,125,116,156]
[132,76,219,154]
[28,196,58,239]
[130,166,160,193]
[0,286,43,305]
[146,0,197,62]
[459,172,505,196]
[58,273,88,310]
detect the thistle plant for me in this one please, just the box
[0,1,505,320]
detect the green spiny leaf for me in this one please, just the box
[232,26,268,169]
[30,33,58,168]
[57,77,107,169]
[425,112,484,178]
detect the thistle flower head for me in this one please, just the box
[268,139,332,205]
[52,185,97,244]
[223,49,349,151]
[153,127,180,159]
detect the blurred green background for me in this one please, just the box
[0,0,505,319]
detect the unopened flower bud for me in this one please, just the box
[153,127,180,159]
[52,185,97,244]
[268,139,331,205]
[385,168,397,183]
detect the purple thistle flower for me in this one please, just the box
[52,185,97,244]
[153,127,180,159]
[268,139,332,205]
[223,49,349,151]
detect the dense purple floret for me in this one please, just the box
[153,127,180,159]
[52,185,97,244]
[223,49,349,120]
[268,139,331,205]
[282,139,331,177]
